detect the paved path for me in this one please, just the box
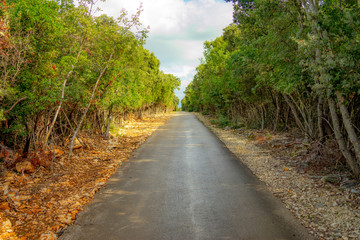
[60,112,314,240]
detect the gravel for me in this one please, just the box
[195,113,360,240]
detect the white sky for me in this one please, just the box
[96,0,233,102]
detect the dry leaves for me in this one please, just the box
[0,113,172,239]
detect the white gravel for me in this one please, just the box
[195,113,360,240]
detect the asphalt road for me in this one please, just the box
[60,112,314,240]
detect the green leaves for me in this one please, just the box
[1,0,179,151]
[185,0,360,128]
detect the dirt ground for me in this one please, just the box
[195,113,360,240]
[0,113,172,240]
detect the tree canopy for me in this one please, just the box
[183,0,360,177]
[1,0,180,156]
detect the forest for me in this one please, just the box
[182,0,360,177]
[0,0,180,163]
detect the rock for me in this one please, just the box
[16,161,35,173]
[15,221,22,226]
[0,212,17,239]
[321,176,337,184]
[340,179,358,188]
[72,139,83,150]
[314,203,325,208]
[58,214,72,225]
[2,219,11,229]
[39,231,57,240]
[40,188,51,194]
[350,189,360,194]
[349,235,358,238]
[1,183,9,195]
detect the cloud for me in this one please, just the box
[162,65,195,78]
[96,0,233,101]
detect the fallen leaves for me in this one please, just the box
[57,214,72,225]
[53,149,64,157]
[39,231,57,240]
[0,212,17,240]
[0,113,172,239]
[0,202,10,211]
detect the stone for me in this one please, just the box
[340,180,358,188]
[58,214,72,225]
[16,161,35,173]
[350,189,360,194]
[314,203,325,208]
[72,139,83,149]
[40,231,57,240]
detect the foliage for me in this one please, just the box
[183,0,360,177]
[0,0,179,155]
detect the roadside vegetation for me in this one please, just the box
[182,0,360,178]
[196,113,360,240]
[0,1,179,238]
[0,0,179,171]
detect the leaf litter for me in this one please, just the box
[0,113,172,240]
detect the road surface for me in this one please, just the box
[60,112,314,240]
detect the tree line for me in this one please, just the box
[0,0,180,158]
[182,0,360,177]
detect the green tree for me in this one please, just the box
[0,0,180,163]
[184,0,360,177]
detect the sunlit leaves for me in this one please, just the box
[0,0,179,151]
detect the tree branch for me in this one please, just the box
[4,97,27,114]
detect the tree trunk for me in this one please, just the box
[317,96,324,140]
[283,94,306,133]
[22,115,38,157]
[95,110,103,135]
[103,106,112,139]
[289,94,314,139]
[336,91,360,165]
[3,97,27,115]
[68,49,115,157]
[138,109,143,119]
[284,105,290,130]
[260,105,265,130]
[328,96,360,178]
[22,131,31,158]
[273,94,280,132]
[44,42,84,146]
[43,73,69,146]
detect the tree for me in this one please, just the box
[1,0,180,163]
[184,0,360,177]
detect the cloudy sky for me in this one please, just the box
[97,0,233,102]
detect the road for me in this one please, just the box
[60,112,314,240]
